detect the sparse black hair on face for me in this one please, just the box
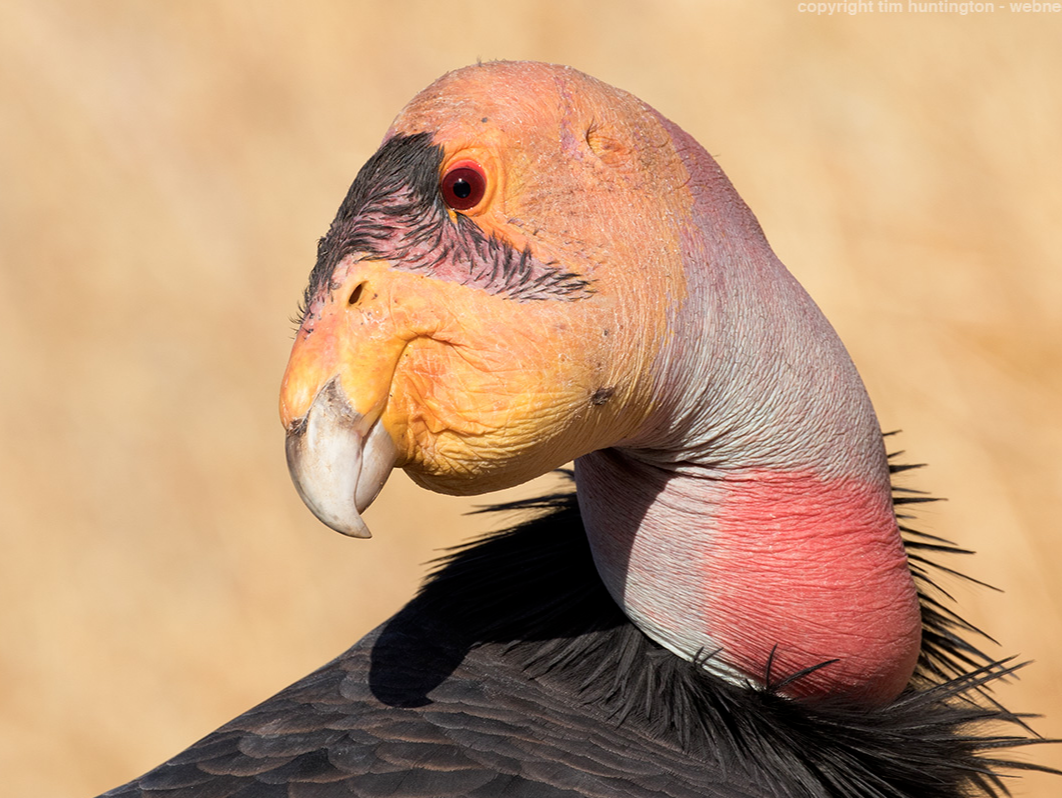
[300,133,444,320]
[296,133,591,327]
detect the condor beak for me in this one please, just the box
[284,377,398,538]
[280,262,409,538]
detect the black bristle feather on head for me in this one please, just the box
[295,134,591,328]
[300,132,444,321]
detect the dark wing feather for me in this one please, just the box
[102,597,765,797]
[100,479,1053,798]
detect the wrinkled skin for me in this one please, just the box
[281,61,920,706]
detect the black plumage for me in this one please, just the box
[100,472,1051,798]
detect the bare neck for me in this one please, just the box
[577,232,921,707]
[575,448,920,706]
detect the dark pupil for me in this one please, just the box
[441,165,485,210]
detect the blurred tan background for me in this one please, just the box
[2,1,1060,795]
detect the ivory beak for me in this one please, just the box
[284,377,398,538]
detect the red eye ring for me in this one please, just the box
[440,161,487,211]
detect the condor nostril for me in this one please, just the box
[347,283,366,306]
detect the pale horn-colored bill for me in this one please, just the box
[285,377,398,538]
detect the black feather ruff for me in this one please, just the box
[100,457,1056,798]
[412,464,1057,798]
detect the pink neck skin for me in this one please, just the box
[576,454,921,706]
[575,117,922,708]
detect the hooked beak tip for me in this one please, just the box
[285,378,398,538]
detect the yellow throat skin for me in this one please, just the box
[282,255,655,505]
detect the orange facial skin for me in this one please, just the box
[283,257,640,495]
[281,63,699,496]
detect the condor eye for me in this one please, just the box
[440,161,487,211]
